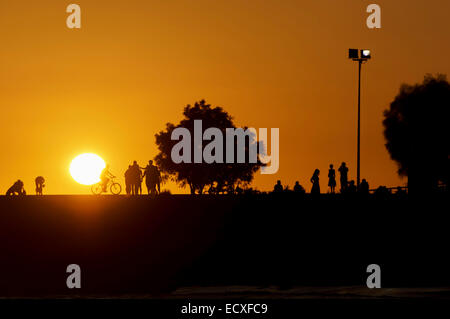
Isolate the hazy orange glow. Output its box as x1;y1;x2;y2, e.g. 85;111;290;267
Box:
0;0;449;194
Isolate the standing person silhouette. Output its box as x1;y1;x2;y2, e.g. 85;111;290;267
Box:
137;172;143;195
338;162;349;193
143;160;161;195
153;162;161;194
131;161;142;195
35;176;45;195
310;169;320;195
124;165;133;195
328;164;336;194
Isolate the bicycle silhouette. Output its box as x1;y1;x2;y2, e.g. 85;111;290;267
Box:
91;177;122;195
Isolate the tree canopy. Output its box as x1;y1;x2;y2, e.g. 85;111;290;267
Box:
383;74;449;192
154;100;264;194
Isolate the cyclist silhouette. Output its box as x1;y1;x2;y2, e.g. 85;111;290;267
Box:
100;164;115;192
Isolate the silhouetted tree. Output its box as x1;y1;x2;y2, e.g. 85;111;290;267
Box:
154;100;264;194
383;74;450;193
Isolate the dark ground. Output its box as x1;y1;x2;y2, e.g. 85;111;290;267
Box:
0;193;448;299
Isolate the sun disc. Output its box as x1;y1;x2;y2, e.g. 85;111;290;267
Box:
70;153;106;185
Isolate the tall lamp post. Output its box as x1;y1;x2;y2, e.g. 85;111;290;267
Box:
348;48;371;188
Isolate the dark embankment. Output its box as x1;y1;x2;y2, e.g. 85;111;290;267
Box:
0;194;448;297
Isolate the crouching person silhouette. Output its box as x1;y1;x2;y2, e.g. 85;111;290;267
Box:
6;180;26;196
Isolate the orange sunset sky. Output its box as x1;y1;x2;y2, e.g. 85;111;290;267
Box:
0;0;449;194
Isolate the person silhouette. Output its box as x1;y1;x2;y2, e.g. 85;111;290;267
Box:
100;164;115;192
131;161;142;195
310;169;320;195
348;180;357;193
138;174;143;195
293;181;305;194
35;176;45;195
338;162;349;193
153;163;161;194
273;180;283;193
6;180;26;196
142;161;151;195
143;160;161;195
124;165;133;195
328;164;336;194
359;178;369;195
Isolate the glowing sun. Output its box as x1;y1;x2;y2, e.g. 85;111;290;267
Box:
70;153;106;185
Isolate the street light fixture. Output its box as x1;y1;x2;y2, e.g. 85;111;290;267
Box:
361;50;371;59
348;48;372;188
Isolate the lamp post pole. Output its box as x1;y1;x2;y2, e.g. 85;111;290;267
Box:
349;49;371;189
357;59;362;188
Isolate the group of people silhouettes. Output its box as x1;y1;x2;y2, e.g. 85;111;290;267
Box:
5;176;45;196
312;162;369;195
5;161;373;197
273;162;370;195
309;162;367;194
5;160;163;196
273;180;306;194
123;160;161;195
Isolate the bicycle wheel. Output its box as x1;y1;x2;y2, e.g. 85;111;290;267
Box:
91;183;103;195
110;183;122;195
